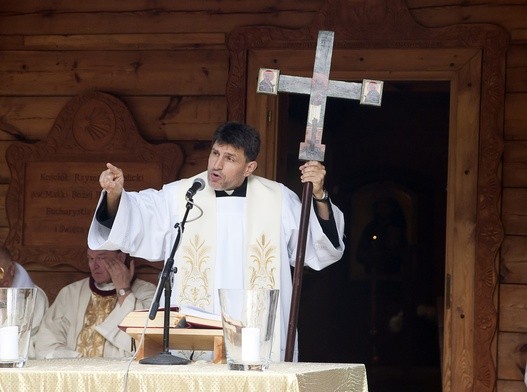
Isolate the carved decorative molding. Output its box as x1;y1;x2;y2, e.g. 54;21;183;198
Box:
5;91;184;274
226;0;508;390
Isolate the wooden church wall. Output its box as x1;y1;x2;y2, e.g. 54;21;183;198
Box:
499;42;527;392
1;1;527;391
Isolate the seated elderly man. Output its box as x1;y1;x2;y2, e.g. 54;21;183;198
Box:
34;248;156;359
0;246;49;358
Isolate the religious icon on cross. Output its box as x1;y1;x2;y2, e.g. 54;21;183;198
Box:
256;68;279;94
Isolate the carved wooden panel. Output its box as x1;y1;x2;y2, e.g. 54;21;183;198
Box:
226;0;508;391
5;91;184;276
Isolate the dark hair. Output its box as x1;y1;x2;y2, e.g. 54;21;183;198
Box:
212;122;260;162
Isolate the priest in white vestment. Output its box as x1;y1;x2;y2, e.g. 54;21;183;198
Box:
88;122;345;361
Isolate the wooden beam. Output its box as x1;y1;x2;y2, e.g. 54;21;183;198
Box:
0;50;228;95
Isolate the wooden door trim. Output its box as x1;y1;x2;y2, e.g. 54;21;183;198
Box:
226;1;508;391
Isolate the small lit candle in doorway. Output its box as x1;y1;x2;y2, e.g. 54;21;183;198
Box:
241;327;260;362
0;326;19;360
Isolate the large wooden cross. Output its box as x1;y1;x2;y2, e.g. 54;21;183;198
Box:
257;30;383;361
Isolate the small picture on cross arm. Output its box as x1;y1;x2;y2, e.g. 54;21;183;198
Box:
360;80;383;106
257;68;280;95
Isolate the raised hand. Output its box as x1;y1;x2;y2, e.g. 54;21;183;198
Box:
299;160;326;199
99;163;124;217
99;163;124;195
299;160;330;220
104;256;134;292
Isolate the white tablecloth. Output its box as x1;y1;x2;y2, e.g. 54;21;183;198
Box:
0;358;368;392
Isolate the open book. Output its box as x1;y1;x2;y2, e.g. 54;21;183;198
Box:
119;306;223;330
178;305;223;329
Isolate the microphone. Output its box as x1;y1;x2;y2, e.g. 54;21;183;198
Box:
185;178;205;199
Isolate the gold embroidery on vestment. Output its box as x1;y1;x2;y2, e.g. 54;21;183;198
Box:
249;234;277;289
179;234;212;308
76;293;117;357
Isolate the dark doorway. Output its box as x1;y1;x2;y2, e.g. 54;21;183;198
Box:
276;81;448;392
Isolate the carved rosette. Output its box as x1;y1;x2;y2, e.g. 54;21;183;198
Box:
72;100;116;151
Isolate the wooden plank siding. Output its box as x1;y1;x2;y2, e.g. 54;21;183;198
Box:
0;95;227;141
501;36;527;391
0;1;527;391
0;50;229;95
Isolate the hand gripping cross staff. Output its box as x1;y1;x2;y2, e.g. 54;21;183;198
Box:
257;30;383;361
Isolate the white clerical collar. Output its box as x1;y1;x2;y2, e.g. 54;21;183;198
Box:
95;282;115;291
215;178;248;197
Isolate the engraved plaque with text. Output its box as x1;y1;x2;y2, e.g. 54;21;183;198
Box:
6;91;184;272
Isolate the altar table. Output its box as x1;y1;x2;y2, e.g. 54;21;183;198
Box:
0;358;368;392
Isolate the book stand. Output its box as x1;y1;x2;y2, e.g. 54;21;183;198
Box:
125;327;226;364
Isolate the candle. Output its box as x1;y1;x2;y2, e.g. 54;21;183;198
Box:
241;327;260;362
0;326;19;361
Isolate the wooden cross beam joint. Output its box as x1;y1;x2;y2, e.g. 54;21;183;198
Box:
256;30;384;162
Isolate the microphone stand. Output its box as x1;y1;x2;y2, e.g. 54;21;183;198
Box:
139;197;195;365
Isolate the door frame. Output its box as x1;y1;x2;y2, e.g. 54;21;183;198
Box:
225;1;508;391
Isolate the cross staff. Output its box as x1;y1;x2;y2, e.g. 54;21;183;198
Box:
257;30;383;361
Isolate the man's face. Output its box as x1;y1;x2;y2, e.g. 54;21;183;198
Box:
87;249;125;285
264;71;274;82
0;260;14;287
207;142;257;191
